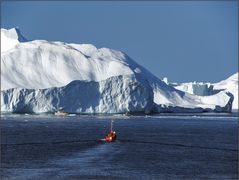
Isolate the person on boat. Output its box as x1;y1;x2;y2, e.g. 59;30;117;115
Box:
112;131;117;141
105;131;117;141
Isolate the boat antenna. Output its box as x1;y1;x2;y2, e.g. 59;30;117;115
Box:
110;120;113;132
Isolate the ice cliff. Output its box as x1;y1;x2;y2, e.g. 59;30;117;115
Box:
1;75;154;114
1;28;235;113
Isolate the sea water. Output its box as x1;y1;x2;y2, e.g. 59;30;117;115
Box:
1;113;238;179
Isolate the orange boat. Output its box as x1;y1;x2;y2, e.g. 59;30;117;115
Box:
105;131;117;142
100;120;117;142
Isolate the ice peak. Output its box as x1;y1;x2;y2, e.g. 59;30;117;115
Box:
1;27;27;52
162;77;168;84
1;27;27;42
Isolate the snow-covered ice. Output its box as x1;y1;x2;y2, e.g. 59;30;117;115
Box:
0;28;235;113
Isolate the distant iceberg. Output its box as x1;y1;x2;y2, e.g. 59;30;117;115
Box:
169;73;238;110
0;28;234;114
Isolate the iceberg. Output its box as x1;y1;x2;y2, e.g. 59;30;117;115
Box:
1;28;234;114
170;73;238;110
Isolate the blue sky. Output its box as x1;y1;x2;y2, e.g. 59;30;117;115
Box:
1;1;238;83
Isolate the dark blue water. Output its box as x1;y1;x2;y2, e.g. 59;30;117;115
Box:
1;114;238;179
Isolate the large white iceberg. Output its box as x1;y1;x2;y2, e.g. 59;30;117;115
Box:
0;28;234;114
